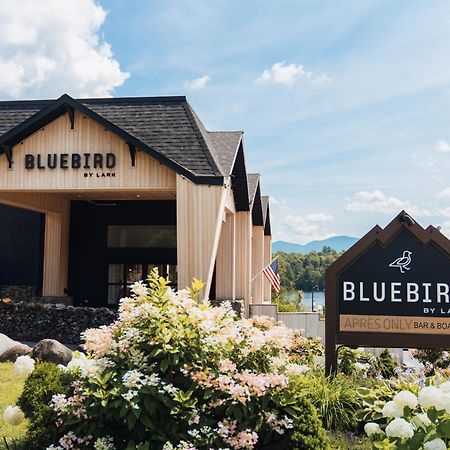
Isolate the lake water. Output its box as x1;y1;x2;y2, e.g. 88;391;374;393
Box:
302;291;325;312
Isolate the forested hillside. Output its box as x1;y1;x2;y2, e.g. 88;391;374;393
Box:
276;246;343;291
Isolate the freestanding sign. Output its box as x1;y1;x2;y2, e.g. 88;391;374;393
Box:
325;211;450;373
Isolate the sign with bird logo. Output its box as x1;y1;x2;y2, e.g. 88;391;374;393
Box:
325;211;450;373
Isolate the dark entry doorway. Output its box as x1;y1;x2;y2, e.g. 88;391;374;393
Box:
0;204;44;299
69;200;177;307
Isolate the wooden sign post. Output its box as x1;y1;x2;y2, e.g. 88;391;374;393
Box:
325;211;450;374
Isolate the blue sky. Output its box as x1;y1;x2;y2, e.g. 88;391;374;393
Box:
3;0;450;243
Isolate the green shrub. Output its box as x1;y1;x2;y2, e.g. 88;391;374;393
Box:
374;349;397;379
40;272;327;449
412;348;450;375
289;395;330;449
337;347;356;376
16;362;74;450
296;372;363;431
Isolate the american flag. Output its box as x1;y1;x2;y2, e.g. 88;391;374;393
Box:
263;259;281;294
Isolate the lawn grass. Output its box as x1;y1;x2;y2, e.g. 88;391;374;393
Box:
0;363;27;448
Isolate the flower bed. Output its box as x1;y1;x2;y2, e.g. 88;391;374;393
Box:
7;272;327;450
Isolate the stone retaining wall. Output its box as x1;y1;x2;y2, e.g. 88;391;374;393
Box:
0;285;37;301
0;302;117;345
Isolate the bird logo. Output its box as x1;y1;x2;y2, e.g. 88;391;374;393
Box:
389;250;412;273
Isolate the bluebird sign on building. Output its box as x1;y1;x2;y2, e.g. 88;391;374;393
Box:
325;211;450;373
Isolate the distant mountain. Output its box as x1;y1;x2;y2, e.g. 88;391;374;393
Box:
273;236;358;254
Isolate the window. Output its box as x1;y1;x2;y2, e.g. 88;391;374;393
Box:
107;263;177;305
107;225;176;248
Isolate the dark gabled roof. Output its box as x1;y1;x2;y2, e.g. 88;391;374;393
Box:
188;106;242;177
262;196;272;236
0;94;244;184
248;173;264;226
247;173;260;208
206;132;242;176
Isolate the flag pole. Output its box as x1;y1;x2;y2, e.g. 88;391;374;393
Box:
250;255;279;283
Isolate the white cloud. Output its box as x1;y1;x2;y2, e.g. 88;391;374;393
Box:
275;213;336;244
305;212;333;222
257;62;305;86
434;139;450;153
345;190;432;217
184;75;211;91
436;187;450;198
256;61;330;87
0;0;129;98
437;207;450;217
270;196;288;210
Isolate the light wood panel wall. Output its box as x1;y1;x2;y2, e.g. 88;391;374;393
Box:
235;211;252;313
216;212;235;300
0;111;176;190
251;226;265;303
0;192;67;213
176;175;226;300
43;198;70;296
263;235;272;302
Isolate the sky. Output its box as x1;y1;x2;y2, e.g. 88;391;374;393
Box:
1;0;450;244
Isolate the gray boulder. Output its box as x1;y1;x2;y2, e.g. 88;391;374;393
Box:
32;339;72;365
0;343;32;362
0;333;18;356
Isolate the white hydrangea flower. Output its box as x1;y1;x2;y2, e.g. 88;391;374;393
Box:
436;392;450;413
3;405;25;426
354;362;370;372
393;390;418;409
93;436;115;450
439;381;450;393
414;413;432;427
418;386;441;409
13;355;35;377
364;422;381;436
423;438;447;450
284;363;310;376
130;281;149;297
381;400;404;418
385;417;414;439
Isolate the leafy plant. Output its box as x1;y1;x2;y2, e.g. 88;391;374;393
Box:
16;362;74;450
294;372;363;431
374;349;398;379
337;347;357;376
29;271;327;450
412;349;450;376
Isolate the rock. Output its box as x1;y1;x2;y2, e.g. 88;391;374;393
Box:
0;343;32;362
32;339;72;365
0;333;19;357
0;302;117;344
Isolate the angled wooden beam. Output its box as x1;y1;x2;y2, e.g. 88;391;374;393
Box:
2;144;13;169
128;143;137;167
65;105;75;129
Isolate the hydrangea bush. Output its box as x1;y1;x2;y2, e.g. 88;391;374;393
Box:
38;271;326;450
363;380;450;450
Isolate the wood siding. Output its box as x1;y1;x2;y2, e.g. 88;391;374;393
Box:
216;212;235;300
0;111;176;191
251;226;265;303
176;175;225;299
235;211;252;311
43;199;70;296
263;235;272;302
